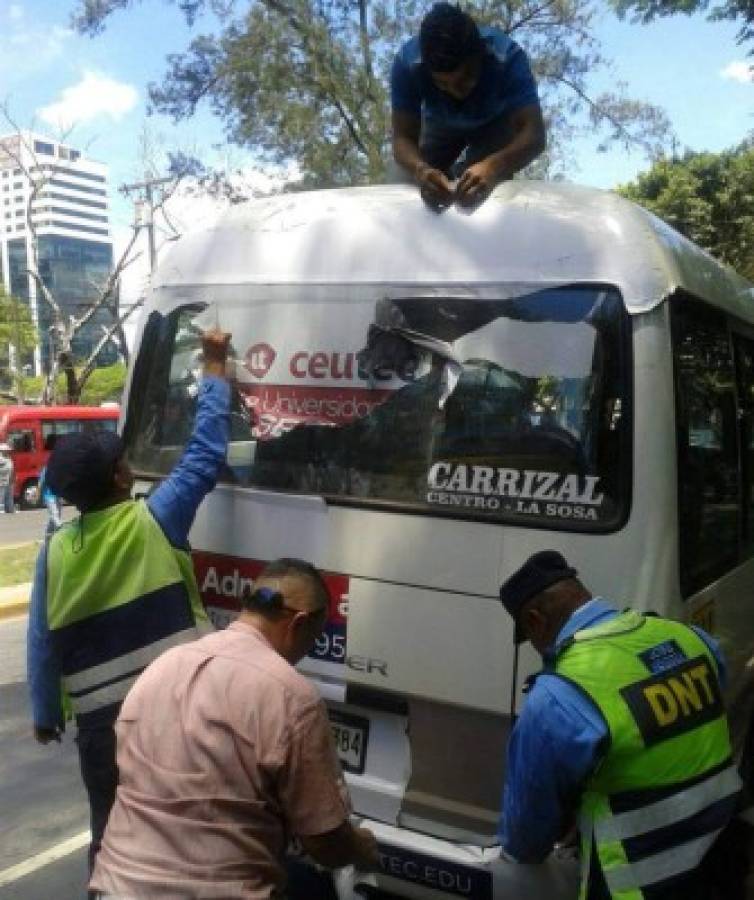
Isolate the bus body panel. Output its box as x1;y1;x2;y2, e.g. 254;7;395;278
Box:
123;183;754;898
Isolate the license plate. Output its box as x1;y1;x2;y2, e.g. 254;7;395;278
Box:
329;709;369;775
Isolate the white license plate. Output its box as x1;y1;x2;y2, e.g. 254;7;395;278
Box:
329;710;369;775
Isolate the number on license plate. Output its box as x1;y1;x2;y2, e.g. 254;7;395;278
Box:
329;711;369;775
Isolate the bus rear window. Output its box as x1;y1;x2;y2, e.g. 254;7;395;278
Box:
127;286;630;532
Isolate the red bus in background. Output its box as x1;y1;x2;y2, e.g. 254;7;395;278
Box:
0;405;120;508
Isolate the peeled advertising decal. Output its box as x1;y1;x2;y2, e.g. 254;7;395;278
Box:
237;340;399;438
426;463;605;522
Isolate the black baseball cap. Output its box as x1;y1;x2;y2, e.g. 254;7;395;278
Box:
499;551;578;643
45;431;124;512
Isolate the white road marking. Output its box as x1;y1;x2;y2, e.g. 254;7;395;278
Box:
0;830;90;886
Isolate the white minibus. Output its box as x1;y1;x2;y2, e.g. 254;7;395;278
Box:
122;181;754;899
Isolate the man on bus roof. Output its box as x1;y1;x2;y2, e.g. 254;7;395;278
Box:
498;550;746;899
27;328;232;882
390;3;545;211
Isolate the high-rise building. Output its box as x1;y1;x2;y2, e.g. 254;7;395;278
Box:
0;132;115;375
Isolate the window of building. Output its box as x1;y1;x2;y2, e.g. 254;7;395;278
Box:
50;219;109;236
673;296;739;596
58;147;70;160
33;164;105;183
34;141;55;156
48;179;106;197
70;150;81;162
49;206;108;223
16;222;24;230
13;182;23;190
14;196;22;203
13;168;21;176
41;191;107;210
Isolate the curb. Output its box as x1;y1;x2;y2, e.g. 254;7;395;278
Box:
0;582;32;621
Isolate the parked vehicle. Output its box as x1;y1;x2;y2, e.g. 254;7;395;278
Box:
123;181;754;899
0;405;119;508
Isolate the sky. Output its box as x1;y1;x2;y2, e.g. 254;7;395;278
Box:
1;0;752;299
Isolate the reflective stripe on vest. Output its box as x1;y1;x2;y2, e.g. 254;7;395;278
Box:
603;830;722;894
594;766;741;844
63;626;201;715
48;499;208;722
555;610;738;899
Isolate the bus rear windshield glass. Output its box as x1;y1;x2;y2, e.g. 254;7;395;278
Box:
127;287;629;531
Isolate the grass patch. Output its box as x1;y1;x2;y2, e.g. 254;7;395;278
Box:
0;542;39;588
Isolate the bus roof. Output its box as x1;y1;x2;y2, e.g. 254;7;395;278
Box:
153;181;753;320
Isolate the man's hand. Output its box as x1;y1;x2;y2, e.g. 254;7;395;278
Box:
456;158;500;209
300;821;380;871
34;725;62;744
352;826;380;871
416;163;455;213
201;328;232;379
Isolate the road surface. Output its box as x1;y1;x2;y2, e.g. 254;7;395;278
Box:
0;614;90;899
0;509;73;548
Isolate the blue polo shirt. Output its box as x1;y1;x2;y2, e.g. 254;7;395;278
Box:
390;26;540;132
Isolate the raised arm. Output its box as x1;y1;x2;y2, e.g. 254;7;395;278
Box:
147;329;232;548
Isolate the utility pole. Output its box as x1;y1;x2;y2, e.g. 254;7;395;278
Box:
121;175;173;275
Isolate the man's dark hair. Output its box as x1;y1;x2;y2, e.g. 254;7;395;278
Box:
241;557;331;615
420;3;483;73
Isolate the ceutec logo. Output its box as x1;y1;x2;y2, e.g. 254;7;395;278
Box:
242;342;395;383
244;343;277;379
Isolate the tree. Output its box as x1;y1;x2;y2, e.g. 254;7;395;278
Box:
608;0;754;56
72;0;673;185
0;108;194;404
0;286;37;401
617;139;754;279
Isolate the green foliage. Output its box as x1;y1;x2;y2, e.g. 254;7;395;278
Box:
609;0;754;53
78;363;127;405
0;286;37;400
0;287;36;356
0;363;126;406
72;0;673;185
617;140;754;279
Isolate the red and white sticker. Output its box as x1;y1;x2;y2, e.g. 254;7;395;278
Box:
193;550;350;664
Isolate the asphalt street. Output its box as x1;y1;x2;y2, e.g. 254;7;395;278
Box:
0;508;74;548
0;614;90;900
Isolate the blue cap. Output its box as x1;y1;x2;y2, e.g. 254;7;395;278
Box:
45;431;123;512
499;551;577;643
